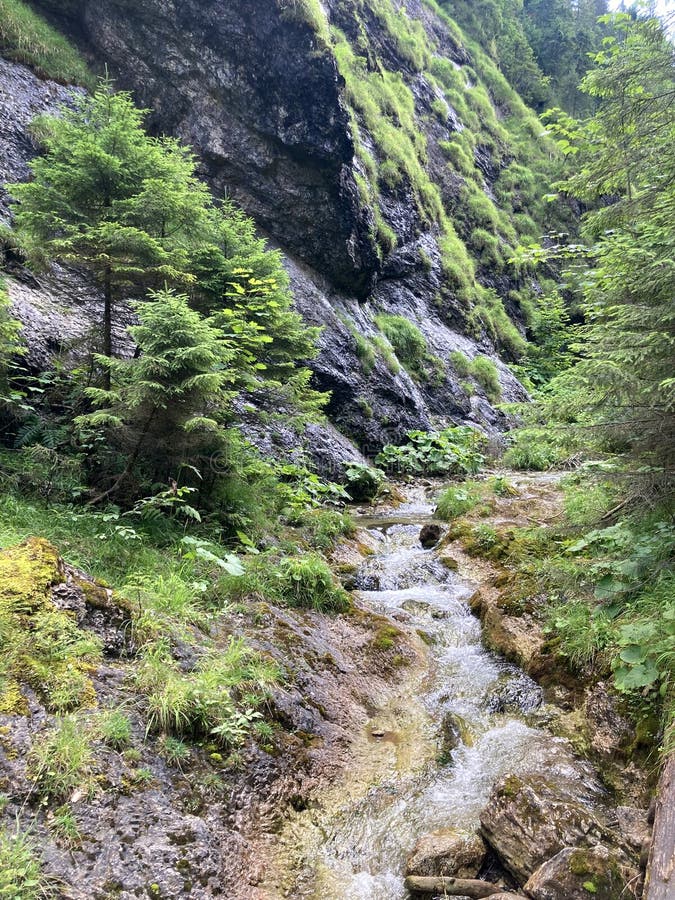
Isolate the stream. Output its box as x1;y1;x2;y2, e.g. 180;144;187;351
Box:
283;482;605;899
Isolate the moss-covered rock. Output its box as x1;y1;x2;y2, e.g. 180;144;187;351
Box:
0;538;101;714
479;773;609;884
524;844;640;899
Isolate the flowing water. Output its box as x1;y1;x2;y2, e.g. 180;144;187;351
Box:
286;486;603;899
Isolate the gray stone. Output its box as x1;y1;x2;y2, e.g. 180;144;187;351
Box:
523;844;640;900
406;828;487;879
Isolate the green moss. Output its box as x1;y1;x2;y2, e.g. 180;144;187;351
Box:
0;538;101;714
371;624;403;651
0;0;93;86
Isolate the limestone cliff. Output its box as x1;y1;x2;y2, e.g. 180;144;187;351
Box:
3;0;561;454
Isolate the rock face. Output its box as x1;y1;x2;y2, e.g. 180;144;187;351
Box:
406;828;486;879
23;0;536;453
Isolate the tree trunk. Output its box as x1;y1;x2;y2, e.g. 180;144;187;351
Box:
404;875;503;897
645;754;675;900
103;264;112;390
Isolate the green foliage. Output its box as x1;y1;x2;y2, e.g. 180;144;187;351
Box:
0;823;54;899
533;16;675;499
547;600;613;671
293;507;356;551
76;288;231;500
502;426;570;471
613;573;674;704
157;734;191;766
10;80;211;361
99;708;132;750
274;556;352;612
29;715;94;801
343;462;385;502
450;350;471;377
370;335;401;375
8;80;323;509
435;481;483;521
468;355;501;403
221;551;351;612
50;805;81;848
511;288;573;387
0;278;23;402
376;427;485;477
373;314;442;382
0;0;93;86
438;0;611;115
0;538;101;715
140;636;278;745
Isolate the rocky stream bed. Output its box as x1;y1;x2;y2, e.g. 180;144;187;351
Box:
0;474;657;899
271;473;651;899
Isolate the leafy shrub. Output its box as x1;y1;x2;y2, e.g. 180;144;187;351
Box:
157;734;191;766
613;573;675;700
435;481;483;520
99;708;132;750
275;556;352;612
450;350;472;377
294;507;356;551
140;636;279;746
374;314;428;378
502;427;569;471
343;462;385;502
490;475;518;497
376;427;485;476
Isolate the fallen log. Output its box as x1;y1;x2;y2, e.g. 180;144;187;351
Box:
645;753;675;900
404;875;503;897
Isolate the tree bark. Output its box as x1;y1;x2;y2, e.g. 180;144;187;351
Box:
645;754;675;900
103;263;112;391
404;875;503;897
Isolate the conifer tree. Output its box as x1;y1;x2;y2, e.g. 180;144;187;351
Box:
545;13;675;500
9;80;212;380
78;288;232;500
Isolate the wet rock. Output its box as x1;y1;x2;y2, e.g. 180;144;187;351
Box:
523;844;639;899
439;552;460;570
615;806;651;854
583;682;633;759
420;523;444;549
486;671;543;715
479;774;608;884
406;828;487;879
481;606;546;674
27;0;529;451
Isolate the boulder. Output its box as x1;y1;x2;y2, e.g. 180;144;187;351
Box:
406;828;486;879
481;606;546;672
479;775;607;884
420;523;444;549
523;844;639;899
